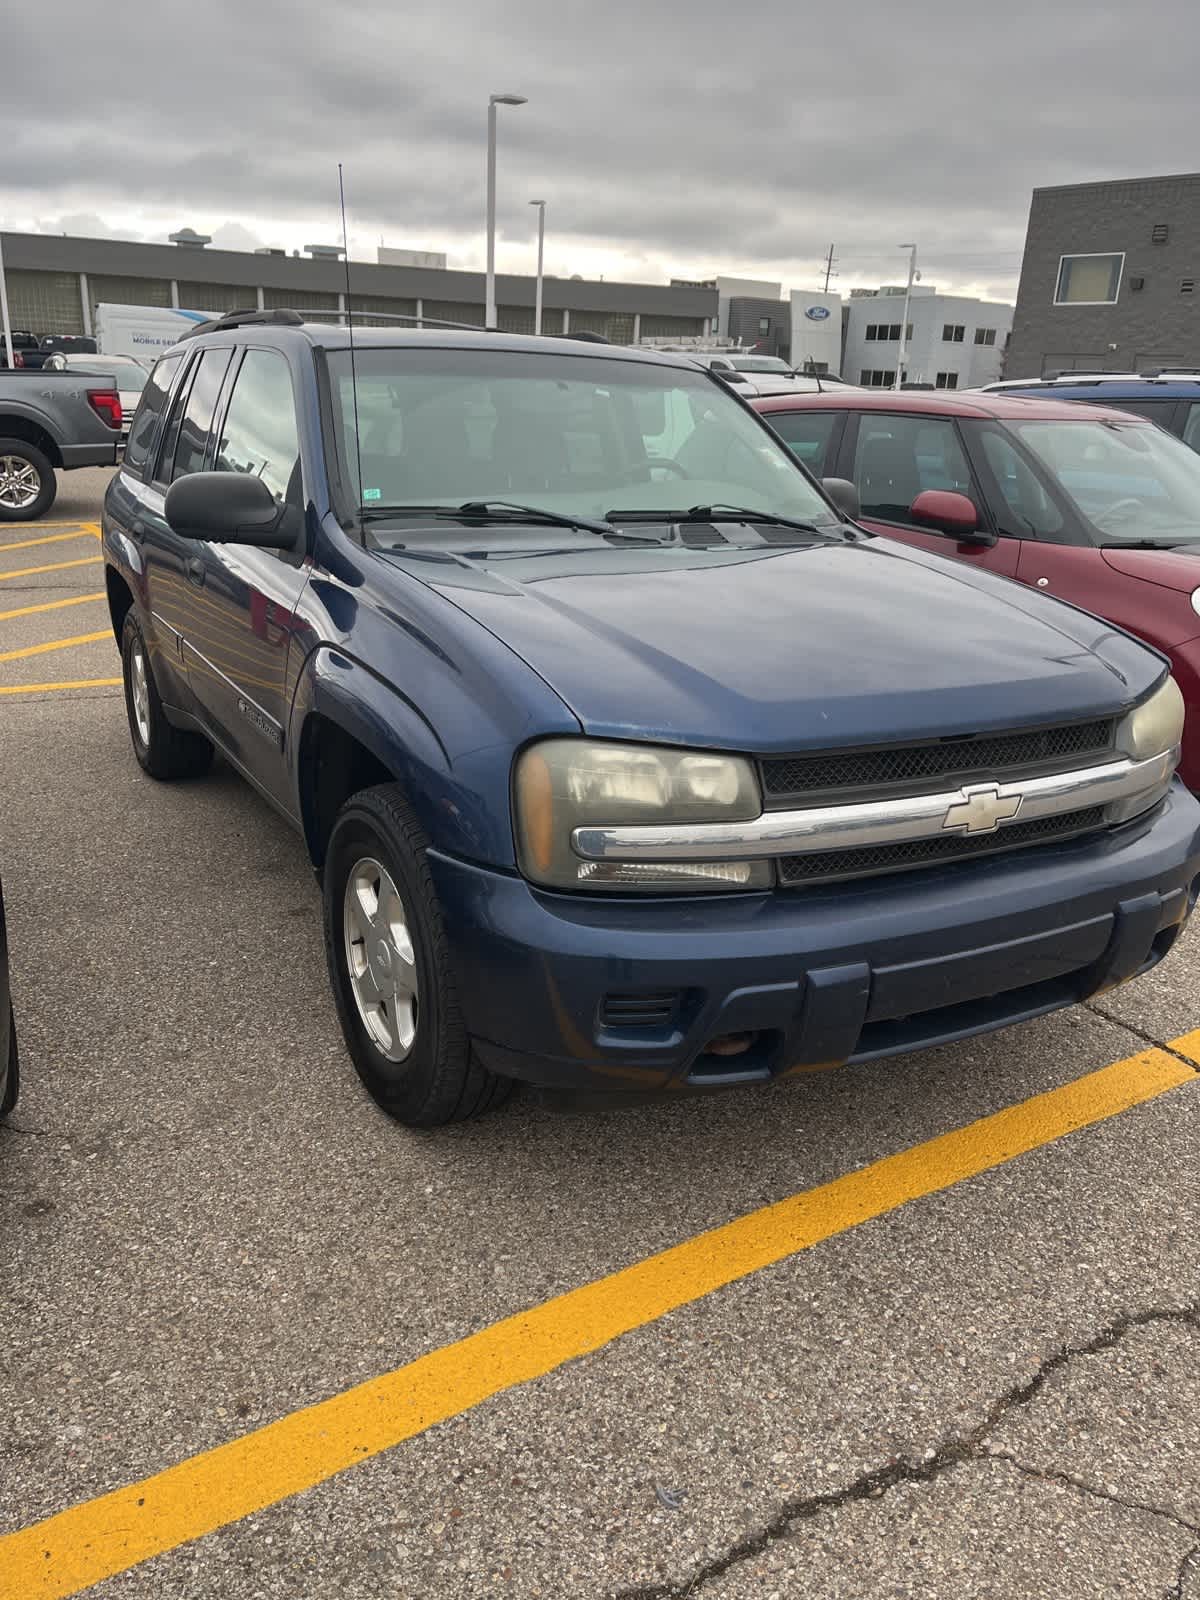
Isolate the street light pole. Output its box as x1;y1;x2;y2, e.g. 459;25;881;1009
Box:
485;92;527;330
894;243;917;391
0;230;14;371
529;199;546;335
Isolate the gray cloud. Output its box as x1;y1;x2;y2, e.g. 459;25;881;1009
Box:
3;0;1198;300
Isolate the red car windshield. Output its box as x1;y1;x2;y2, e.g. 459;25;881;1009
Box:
1007;417;1200;547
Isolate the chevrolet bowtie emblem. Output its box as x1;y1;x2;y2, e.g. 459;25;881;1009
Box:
942;783;1023;835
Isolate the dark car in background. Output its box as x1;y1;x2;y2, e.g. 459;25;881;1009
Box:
753;388;1200;789
986;377;1200;454
101;314;1198;1126
0;331;47;370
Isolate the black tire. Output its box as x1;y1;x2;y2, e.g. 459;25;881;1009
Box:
0;436;56;522
121;611;214;781
1;1007;18;1117
323;784;512;1127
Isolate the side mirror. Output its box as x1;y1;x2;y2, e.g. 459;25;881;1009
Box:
909;488;993;544
165;472;295;547
822;477;860;519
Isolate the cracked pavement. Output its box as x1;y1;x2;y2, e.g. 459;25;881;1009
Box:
1;470;1199;1598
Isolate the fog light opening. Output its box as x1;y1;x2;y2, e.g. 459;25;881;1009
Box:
706;1032;756;1058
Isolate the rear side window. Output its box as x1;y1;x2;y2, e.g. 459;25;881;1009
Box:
1183;404;1200;454
1091;398;1176;424
171;348;233;481
123;355;181;475
214;350;300;504
764;410;838;472
852;414;975;524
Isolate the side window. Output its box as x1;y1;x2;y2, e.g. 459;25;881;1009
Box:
123;355;182;476
978;430;1064;538
170;348;233;481
213;350;301;504
764;410;838;473
1182;403;1200;454
852;414;975;524
1096;399;1175;425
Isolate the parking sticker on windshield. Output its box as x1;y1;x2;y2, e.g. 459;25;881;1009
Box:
363;488;382;501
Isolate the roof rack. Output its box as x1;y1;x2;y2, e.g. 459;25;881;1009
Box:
178;307;581;340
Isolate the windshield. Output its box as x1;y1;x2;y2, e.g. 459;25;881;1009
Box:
98;365;148;392
327;347;840;533
1010;418;1200;544
731;357;792;374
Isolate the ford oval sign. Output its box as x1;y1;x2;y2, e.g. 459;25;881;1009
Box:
804;305;832;321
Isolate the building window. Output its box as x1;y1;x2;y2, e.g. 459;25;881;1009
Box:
1182;280;1196;295
942;324;965;342
935;372;959;389
1152;224;1169;244
973;327;997;346
1054;253;1124;305
865;324;877;341
860;369;896;387
757;317;771;336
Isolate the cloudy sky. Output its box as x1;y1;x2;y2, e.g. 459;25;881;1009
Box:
2;0;1197;301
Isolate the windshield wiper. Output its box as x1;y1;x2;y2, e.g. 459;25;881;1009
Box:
606;503;844;536
359;501;654;542
1098;539;1187;549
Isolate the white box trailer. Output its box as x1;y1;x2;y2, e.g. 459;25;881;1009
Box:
94;304;216;361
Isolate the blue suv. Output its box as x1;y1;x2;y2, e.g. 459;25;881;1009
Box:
102;312;1200;1125
992;376;1200;453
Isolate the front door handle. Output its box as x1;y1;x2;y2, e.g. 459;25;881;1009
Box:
186;557;205;588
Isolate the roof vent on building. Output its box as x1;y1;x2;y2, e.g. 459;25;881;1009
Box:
304;244;345;260
1152;224;1169;244
169;227;212;248
1181;279;1195;295
255;247;287;257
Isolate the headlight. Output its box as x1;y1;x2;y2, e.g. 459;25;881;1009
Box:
1115;676;1185;761
514;739;771;893
1192;586;1200;621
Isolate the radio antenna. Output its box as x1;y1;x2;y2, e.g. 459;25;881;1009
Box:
339;163;365;545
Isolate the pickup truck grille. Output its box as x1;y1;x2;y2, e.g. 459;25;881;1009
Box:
778;806;1106;886
762;718;1115;805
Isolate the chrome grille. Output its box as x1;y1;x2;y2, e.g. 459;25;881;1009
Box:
778;806;1106;886
762;719;1114;804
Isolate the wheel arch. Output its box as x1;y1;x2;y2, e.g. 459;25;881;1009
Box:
0;413;63;468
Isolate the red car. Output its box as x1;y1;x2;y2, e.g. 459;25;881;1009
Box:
752;388;1200;789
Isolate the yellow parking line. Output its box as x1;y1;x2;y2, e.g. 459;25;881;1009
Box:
0;677;121;695
4;520;95;529
0;1043;1192;1600
0;557;100;582
0;530;95;554
0;592;106;623
0;629;112;665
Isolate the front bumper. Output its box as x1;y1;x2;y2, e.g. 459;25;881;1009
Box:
431;781;1200;1096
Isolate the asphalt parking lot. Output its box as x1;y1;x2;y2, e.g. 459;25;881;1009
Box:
0;467;1198;1600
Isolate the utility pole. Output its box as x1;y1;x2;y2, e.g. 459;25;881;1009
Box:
822;243;837;294
895;243;917;391
0;231;14;371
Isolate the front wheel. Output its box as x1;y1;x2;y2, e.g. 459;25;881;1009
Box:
322;784;512;1127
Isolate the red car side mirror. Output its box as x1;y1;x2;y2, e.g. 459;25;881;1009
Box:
910;489;992;544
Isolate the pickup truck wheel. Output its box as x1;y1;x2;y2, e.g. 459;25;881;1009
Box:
1;1008;17;1116
121;612;214;780
323;784;512;1127
0;438;56;522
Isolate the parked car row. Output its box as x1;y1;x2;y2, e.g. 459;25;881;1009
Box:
97;311;1199;1128
0;329;98;369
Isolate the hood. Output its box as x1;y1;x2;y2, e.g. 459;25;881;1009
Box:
382;535;1161;751
1102;545;1200;595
